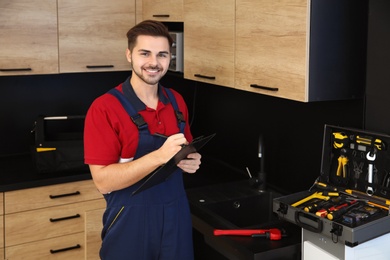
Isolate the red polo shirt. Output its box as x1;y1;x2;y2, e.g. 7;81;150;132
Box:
84;82;192;166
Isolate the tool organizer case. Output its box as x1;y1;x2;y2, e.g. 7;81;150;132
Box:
31;115;88;174
273;124;390;247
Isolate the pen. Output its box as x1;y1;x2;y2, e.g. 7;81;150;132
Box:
153;133;168;138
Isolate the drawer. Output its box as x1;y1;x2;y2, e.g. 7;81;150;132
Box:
5;199;105;247
5;232;85;260
5;179;102;213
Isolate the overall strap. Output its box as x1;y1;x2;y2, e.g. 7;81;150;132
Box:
108;88;148;132
164;88;186;133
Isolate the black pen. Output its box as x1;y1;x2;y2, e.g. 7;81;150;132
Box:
153;133;168;138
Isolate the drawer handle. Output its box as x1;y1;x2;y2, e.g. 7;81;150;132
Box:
194;74;216;80
50;244;81;254
153;14;170;18
49;191;80;199
250;84;279;91
86;65;114;69
0;68;32;72
50;213;81;222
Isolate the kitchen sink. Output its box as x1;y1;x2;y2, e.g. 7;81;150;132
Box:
187;180;283;228
202;192;280;228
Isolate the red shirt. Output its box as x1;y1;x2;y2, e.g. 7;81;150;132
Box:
84;82;192;166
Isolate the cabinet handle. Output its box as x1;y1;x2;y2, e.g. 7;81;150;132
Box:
86;65;114;69
50;244;81;254
50;213;81;222
152;14;170;18
49;191;80;199
0;68;32;72
250;84;279;91
194;74;216;80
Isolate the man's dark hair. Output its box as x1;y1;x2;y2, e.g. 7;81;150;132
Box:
126;20;173;51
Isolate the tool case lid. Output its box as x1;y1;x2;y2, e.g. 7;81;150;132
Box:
319;124;390;199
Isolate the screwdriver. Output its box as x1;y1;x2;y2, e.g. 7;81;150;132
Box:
327;200;358;220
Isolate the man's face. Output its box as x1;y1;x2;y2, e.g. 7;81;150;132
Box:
127;35;171;86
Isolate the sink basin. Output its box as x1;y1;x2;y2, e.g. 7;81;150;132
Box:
202;192;281;228
187;180;283;228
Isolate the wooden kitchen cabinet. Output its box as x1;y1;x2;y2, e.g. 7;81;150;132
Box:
235;0;367;102
0;0;58;76
183;0;235;88
4;179;105;259
142;0;183;22
58;0;135;73
85;208;105;260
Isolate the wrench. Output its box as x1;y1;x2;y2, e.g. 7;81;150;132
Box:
366;151;377;195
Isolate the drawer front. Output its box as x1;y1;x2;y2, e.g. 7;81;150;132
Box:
5;232;85;260
5;199;105;247
5;179;102;213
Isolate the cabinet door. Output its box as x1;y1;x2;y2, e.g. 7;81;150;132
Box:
58;0;135;73
235;0;308;101
85;208;104;260
5;199;105;247
6;232;85;260
142;0;183;22
5;180;102;214
0;0;58;76
184;0;235;88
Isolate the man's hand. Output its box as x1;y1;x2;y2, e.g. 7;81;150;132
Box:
156;133;188;164
177;152;202;174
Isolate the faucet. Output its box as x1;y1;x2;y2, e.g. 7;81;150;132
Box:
247;135;267;192
256;134;267;192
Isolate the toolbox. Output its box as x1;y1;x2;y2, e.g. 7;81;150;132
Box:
31;115;88;174
273;124;390;250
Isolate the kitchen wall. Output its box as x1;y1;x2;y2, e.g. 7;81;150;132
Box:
1;0;388;194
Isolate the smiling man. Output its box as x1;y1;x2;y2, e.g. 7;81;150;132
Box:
84;20;201;259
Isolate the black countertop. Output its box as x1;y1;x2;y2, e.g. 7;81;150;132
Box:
0;154;92;192
187;180;302;260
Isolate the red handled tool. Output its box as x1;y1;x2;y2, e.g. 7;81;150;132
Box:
213;228;284;240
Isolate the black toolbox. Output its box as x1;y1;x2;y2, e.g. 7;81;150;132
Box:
273;125;390;250
31;115;88;174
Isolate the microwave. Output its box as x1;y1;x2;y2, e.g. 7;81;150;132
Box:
169;32;183;72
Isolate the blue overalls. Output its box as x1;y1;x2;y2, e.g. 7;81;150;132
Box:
99;80;194;260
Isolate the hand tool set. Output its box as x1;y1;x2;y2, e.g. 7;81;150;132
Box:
273;125;390;248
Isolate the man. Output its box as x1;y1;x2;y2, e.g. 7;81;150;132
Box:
84;20;201;259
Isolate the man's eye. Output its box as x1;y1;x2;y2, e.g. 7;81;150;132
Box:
158;53;168;58
140;52;149;56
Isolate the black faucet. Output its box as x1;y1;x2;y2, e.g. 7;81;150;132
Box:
256;134;267;192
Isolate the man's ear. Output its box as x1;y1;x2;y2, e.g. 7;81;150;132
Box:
126;48;132;63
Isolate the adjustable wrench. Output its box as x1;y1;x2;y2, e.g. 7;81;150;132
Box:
366;151;376;196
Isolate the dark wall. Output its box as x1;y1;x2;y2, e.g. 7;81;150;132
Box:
0;72;129;156
365;0;390;134
163;78;364;193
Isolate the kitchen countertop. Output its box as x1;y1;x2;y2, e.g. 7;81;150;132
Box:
187;180;302;260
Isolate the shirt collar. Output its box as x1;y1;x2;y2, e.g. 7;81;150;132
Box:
122;76;170;111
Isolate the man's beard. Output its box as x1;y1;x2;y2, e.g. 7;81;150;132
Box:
131;63;164;86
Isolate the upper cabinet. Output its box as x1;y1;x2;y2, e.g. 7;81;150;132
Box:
183;0;235;88
58;0;135;73
235;0;367;102
142;0;183;22
0;0;135;76
0;0;58;76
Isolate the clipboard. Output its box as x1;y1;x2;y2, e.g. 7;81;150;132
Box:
132;133;216;195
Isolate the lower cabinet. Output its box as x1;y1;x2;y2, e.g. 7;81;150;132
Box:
3;179;105;259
